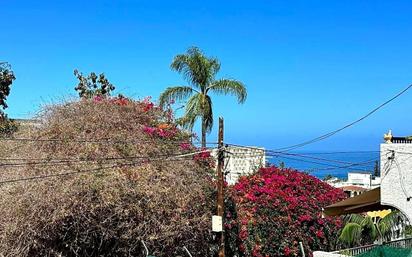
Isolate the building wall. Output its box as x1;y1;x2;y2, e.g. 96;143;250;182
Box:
327;172;380;190
211;146;266;185
380;143;412;222
347;172;371;186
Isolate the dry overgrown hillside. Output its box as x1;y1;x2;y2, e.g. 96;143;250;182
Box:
0;97;215;257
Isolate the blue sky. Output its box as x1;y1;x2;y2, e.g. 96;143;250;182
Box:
2;0;412;151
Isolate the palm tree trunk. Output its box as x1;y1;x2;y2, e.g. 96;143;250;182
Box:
201;116;206;148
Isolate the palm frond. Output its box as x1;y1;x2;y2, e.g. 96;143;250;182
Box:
207;79;247;103
170;47;219;90
158;86;194;108
179;94;203;130
345;214;366;225
361;216;377;241
203;95;213;133
379;211;401;240
176;114;199;131
339;222;363;246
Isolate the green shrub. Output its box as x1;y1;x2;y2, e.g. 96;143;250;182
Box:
0;117;18;137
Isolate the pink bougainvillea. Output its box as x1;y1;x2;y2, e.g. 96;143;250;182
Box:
192;148;216;168
142;124;178;139
225;166;346;257
179;142;192;151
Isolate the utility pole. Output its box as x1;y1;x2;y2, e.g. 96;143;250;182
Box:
217;117;225;257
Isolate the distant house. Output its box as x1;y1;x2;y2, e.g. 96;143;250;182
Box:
327;171;381;197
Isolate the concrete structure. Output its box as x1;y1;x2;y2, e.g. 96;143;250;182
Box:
212;146;266;185
327;171;381;197
380;131;412;223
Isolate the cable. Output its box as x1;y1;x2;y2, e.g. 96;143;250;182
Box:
0;149;211;169
226;145;377;166
0;150;211;184
225;143;379;156
262;84;412;152
0;136;218;146
394;158;411;199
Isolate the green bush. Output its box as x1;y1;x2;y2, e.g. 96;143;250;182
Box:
0;117;18;137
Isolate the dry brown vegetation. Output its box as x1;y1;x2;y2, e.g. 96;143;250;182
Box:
0;98;215;256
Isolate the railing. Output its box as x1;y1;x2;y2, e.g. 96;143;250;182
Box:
391;137;412;144
333;244;377;256
333;237;412;256
386;237;412;248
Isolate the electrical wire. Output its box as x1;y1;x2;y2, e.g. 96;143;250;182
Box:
0;150;211;184
241;84;412;152
0;136;218;146
226;144;377;167
0;150;210;168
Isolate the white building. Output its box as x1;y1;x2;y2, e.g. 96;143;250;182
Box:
212;146;266;185
380;131;412;223
315;131;412;257
327;171;381;197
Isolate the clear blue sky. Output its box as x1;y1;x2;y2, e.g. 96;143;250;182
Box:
2;0;412;151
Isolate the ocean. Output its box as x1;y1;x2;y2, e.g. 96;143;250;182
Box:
267;151;380;179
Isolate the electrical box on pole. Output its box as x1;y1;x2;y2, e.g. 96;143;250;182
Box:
212;215;223;232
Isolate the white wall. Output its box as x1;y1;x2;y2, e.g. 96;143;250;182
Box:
347;172;371;186
313;251;347;257
211;146;266;185
380;143;412;222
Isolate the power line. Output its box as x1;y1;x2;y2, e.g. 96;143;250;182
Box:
0;150;211;184
269;83;412;152
268;154;377;172
225;143;379;156
225;144;378;166
225;148;376;172
0;136;218;145
0;150;210;171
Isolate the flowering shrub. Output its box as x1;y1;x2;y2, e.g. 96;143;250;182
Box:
0;97;216;257
193;148;216;168
226;166;346;257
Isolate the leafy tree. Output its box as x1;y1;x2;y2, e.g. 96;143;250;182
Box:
74;69;115;98
0;62;16;119
339;211;404;247
159;47;247;147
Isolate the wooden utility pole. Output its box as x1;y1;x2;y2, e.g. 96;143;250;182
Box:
217;117;225;257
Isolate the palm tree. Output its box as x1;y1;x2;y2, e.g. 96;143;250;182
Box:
159;47;247;147
338;211;404;247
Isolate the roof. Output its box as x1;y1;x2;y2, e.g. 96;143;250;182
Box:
339;185;369;192
323;187;393;216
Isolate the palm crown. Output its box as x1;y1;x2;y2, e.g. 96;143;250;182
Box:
159;47;247;147
338;211;404;247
